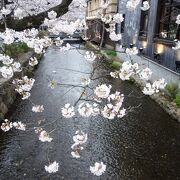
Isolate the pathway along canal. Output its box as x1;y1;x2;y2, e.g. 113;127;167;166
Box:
0;46;180;179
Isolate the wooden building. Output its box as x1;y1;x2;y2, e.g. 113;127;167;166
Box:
86;0;118;47
116;0;180;72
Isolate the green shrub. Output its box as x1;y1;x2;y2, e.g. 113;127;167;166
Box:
165;83;179;100
128;77;135;84
106;50;117;57
38;31;48;38
3;42;30;58
174;94;180;107
111;61;121;69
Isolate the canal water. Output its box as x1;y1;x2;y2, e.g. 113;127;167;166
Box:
0;46;179;179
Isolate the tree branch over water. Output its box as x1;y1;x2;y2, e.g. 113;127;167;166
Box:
0;0;73;31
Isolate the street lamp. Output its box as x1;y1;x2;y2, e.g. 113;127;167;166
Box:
130;44;134;48
175;60;180;71
139;47;144;54
154;52;160;61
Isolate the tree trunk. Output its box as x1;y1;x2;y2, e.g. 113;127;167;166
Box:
0;0;73;31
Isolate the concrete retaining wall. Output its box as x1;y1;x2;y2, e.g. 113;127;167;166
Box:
116;45;180;88
0;51;41;120
115;45;180;122
86;42;180;121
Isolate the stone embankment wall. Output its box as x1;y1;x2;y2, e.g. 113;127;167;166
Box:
0;51;41;120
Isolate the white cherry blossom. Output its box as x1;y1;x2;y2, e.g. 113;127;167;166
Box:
119;70;132;81
110;71;119;78
12;62;22;72
29;57;38;66
2;55;13;65
13;122;26;131
161;32;167;38
108;92;124;106
48;11;57;20
94;84;112;99
101;104;117;119
21;92;31;100
61;104;75;118
90;162;106;176
113;13;124;24
142;83;155;95
3;35;14;45
118;61;139;80
71;151;81;158
78;103;93;117
73;130;87;144
13;76;35;98
84;51;96;62
172;41;180;50
126;0;140;11
1;7;11;15
152;78;167;90
126;47;138;55
32;105;44;113
71;143;84;159
139;68;152;80
109;31;122;41
1;119;13;132
45;161;59;174
14;8;25;19
101;14;112;24
176;14;180;25
39;130;53;142
0;66;14;79
117;108;126;118
92;103;100;116
141;1;150;11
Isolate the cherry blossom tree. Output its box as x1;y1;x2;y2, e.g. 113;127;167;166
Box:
0;0;179;177
0;0;73;30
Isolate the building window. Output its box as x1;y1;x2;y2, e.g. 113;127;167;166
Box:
139;0;149;37
120;14;125;33
89;2;91;10
158;0;180;40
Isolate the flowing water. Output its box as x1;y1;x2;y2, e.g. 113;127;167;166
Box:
0;45;179;179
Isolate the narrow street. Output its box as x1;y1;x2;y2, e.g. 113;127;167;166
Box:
0;45;179;179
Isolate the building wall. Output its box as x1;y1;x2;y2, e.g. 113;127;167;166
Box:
86;0;118;46
87;0;118;17
117;0;180;72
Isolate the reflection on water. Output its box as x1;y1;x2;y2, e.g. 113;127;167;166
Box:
0;46;180;179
